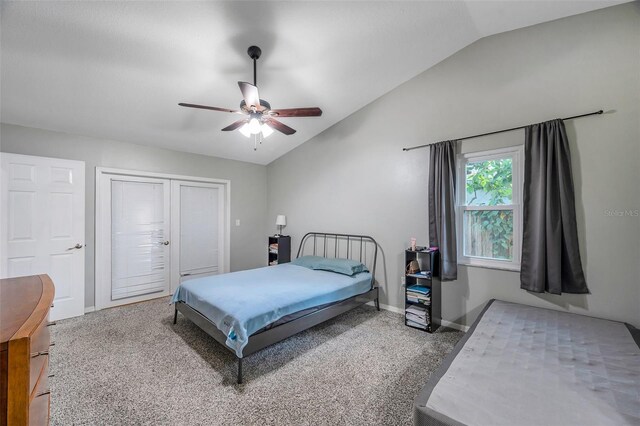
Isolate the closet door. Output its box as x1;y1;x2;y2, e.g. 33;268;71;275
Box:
171;181;225;292
99;176;171;308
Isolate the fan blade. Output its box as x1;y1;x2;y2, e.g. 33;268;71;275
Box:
221;119;248;131
179;103;243;114
271;107;322;117
264;118;296;135
238;81;262;111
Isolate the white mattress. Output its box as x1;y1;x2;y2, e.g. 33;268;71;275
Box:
415;300;640;426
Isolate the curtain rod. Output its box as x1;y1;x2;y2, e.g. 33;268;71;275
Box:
402;109;604;152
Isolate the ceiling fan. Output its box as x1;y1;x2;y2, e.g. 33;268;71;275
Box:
179;46;322;150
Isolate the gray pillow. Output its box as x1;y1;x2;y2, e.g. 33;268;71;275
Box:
291;255;369;276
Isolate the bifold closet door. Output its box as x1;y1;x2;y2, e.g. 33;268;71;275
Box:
171;181;225;292
110;177;171;301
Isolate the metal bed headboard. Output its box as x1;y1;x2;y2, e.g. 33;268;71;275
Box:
296;232;378;288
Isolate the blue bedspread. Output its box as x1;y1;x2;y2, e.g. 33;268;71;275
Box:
171;263;372;357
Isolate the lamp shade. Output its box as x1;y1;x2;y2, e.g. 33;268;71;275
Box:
248;118;262;134
275;215;286;226
261;123;274;138
238;123;251;138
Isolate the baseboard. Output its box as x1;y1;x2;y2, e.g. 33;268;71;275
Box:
367;301;469;331
438;319;469;332
366;301;404;314
85;306;95;314
378;302;405;314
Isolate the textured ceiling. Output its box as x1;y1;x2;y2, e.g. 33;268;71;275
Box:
0;1;628;165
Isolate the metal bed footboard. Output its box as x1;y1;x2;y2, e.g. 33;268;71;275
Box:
173;232;380;384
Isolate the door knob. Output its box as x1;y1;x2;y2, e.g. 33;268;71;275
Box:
163;241;170;246
67;243;84;250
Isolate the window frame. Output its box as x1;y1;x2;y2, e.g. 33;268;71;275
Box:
456;145;524;271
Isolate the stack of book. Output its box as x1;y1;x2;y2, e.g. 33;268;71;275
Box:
408;246;438;252
269;243;278;254
405;270;432;279
406;305;430;329
406;284;431;305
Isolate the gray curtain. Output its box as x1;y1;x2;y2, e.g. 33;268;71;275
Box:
520;119;588;294
429;140;457;281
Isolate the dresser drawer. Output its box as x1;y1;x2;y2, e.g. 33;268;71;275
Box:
31;318;50;355
29;391;49;426
29;359;50;425
29;353;47;395
29;320;50;394
31;357;49;398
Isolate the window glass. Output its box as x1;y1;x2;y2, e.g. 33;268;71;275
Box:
465;158;513;206
457;146;521;270
463;210;514;260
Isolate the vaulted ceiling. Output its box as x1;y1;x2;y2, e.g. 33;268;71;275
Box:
0;1;627;165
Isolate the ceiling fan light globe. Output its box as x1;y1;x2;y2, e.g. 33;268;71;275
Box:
239;123;252;138
248;118;262;134
261;124;274;138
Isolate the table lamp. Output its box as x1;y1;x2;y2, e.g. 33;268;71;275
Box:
275;215;286;236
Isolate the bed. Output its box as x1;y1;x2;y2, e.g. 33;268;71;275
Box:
172;232;379;383
414;299;640;426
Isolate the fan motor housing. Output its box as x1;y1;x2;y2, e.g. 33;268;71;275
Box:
240;99;271;112
247;46;262;60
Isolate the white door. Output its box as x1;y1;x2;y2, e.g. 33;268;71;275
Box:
170;181;225;292
97;175;171;309
0;153;85;320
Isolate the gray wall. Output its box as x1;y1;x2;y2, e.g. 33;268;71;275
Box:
267;4;640;327
1;123;268;308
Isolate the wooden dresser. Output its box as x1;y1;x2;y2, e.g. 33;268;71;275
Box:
1;275;55;426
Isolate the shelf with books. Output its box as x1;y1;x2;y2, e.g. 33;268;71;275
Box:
404;247;439;333
268;236;291;266
406;271;432;280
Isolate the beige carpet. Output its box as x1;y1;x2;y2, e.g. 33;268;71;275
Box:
49;298;462;425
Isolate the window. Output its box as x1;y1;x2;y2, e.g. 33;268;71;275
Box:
457;146;523;270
